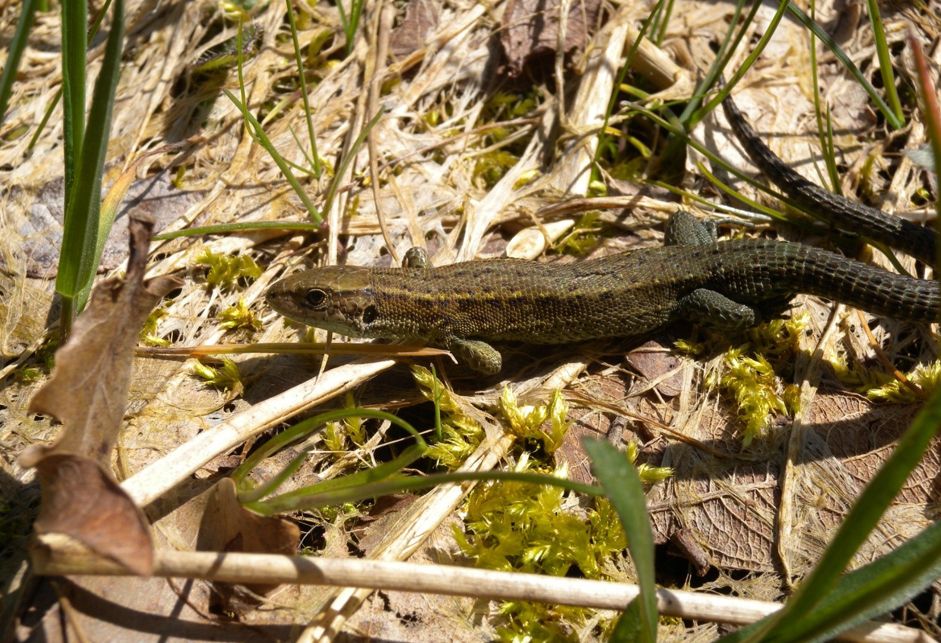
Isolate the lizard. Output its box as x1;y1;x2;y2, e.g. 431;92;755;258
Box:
266;96;939;375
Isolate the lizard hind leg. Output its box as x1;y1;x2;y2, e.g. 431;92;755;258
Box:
678;288;759;330
665;211;718;246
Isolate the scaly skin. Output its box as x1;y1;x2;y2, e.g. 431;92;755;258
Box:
268;96;941;374
722;92;936;264
266;233;939;373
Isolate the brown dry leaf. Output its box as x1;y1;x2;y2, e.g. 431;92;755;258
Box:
501;0;603;77
20;215;181;576
625;340;686;398
196;478;300;613
389;0;440;59
353;493;420;555
25;216;180;464
31;455;154;576
646;392;935;573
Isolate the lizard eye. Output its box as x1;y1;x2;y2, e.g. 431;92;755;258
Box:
362;305;378;324
304;289;327;308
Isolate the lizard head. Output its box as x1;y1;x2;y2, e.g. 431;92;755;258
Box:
266;267;381;338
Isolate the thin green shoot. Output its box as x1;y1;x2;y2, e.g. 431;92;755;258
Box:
247;468;603;516
807;3;843;195
692;2;900;130
652;0;676;45
699;0;793;120
235;18;249;110
784;1;900;128
224;89;323;223
285;0;323;176
865;0;903;124
680;0;755;126
592;0;668;184
232;408;429;501
319;109;384;221
336;0;365;56
0;0;39;127
153;220;323;241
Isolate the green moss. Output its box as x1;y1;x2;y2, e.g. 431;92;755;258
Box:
195;250;262;290
553;212;602;256
192;357;243;394
473;150;520;188
218;298;262;333
411;366;484;469
455;447;668;641
140;306;170;346
707;314;808;444
853;360;940;403
498;388;568;454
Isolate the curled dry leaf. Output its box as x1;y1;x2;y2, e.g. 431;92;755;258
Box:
31;455;155;576
501;0;603;77
197;478;301;613
389;0;440;59
21;215;181;576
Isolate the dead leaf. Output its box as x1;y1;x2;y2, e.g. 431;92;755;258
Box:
31;455;154;576
501;0;603;77
20;215;181;576
390;0;440;59
646;393;935;573
625;340;686;398
196;478;300;613
353;494;420;556
24;215;180;465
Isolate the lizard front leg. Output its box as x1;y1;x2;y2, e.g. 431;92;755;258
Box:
446;337;503;375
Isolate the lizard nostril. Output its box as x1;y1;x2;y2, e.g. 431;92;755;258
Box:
362;305;378;324
305;289;327;308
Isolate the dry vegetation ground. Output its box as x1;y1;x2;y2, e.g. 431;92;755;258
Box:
1;0;940;639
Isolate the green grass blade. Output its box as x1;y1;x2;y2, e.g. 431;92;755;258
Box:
320;108;383;220
784;1;900;128
681;0;756;126
60;0;87;199
771;521;941;643
864;0;902;124
0;0;39;126
153;220;323;240
700;0;790;119
56;0;125;324
285;0;322;176
583;439;657;643
223;89;322;223
719;385;941;642
232;408;429;493
248;469;602;515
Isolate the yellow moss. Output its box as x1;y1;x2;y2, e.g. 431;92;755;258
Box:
866;360;941;403
192;358;243;394
719;349;788;444
411;366;484;468
195;250;261;290
499;388;568;454
456;449;668;641
553;212;602;256
218;298;262;333
626;441;673;483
